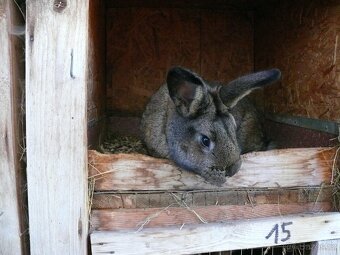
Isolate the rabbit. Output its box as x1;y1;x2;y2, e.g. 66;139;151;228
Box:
140;66;281;185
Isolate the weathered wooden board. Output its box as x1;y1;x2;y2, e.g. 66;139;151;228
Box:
91;202;332;231
0;1;24;254
255;1;340;121
105;7;253;115
91;212;340;255
26;1;89;254
88;148;334;191
92;186;333;209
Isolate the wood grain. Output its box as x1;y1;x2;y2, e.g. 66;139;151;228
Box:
201;9;253;81
0;1;24;254
106;7;201;115
92;187;333;209
105;7;253;115
87;0;106;149
91;212;340;254
91;202;332;231
26;1;89;254
255;1;340;121
89;148;334;191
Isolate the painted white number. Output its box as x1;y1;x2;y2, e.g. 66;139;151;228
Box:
265;222;293;244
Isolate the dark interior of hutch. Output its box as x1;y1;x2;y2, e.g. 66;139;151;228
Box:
87;0;339;150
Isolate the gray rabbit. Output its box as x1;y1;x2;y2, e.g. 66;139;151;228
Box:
141;67;281;185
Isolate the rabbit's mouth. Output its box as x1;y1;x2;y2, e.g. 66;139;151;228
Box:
224;159;242;177
203;159;242;186
210;159;241;178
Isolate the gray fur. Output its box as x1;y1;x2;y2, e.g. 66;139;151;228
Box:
141;67;281;185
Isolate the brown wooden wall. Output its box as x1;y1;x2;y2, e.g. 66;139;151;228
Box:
255;0;340;122
106;7;254;115
103;1;339;120
88;0;106;147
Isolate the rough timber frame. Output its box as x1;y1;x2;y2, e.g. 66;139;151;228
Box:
0;0;337;254
0;0;24;254
25;0;89;254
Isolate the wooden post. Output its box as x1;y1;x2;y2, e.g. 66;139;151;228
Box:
26;0;89;254
0;1;25;254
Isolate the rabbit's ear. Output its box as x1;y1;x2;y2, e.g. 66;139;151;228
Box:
167;67;209;117
219;69;281;108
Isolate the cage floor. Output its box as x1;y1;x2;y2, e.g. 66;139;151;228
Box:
100;133;147;154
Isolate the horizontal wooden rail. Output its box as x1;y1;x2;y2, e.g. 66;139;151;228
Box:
89;147;334;191
91;212;340;255
91;186;333;209
91;202;332;231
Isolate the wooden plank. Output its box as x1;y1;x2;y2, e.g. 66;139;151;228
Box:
88;147;334;191
0;1;24;254
92;186;333;209
312;239;340;255
26;1;89;254
91;212;340;255
90;202;332;231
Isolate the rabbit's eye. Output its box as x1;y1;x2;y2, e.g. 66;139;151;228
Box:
200;135;211;148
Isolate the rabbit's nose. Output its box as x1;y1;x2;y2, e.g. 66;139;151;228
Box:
225;159;242;177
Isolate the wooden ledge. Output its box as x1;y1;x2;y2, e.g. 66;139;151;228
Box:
88;148;335;191
91;202;332;231
91;212;340;254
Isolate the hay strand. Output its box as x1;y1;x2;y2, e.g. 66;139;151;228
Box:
135;204;175;232
331;126;340;210
170;193;208;224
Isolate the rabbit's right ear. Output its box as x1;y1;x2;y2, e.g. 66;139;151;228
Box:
219;69;281;109
167;67;209;117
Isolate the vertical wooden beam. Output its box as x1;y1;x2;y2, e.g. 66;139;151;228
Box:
26;0;89;254
0;1;24;254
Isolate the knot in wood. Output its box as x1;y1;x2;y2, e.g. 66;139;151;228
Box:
53;0;67;13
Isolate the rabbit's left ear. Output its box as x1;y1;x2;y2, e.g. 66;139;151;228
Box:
219;69;281;108
167;67;209;117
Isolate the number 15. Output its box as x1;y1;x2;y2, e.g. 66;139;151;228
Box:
265;222;293;244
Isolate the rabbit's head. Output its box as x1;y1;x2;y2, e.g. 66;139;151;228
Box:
166;67;281;185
